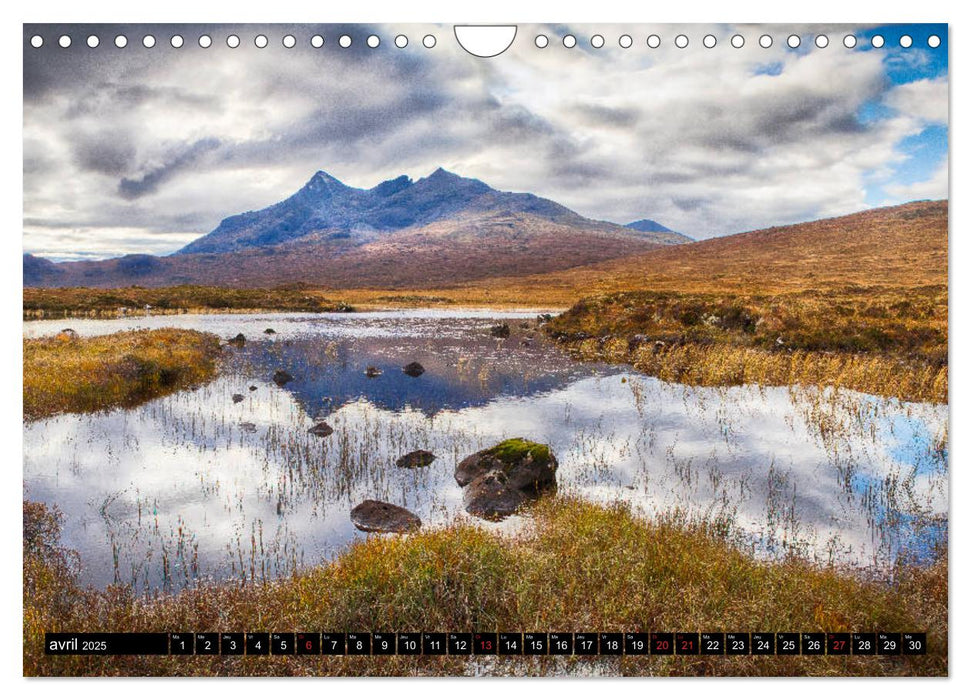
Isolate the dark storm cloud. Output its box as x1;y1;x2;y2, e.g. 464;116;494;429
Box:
118;138;221;199
73;133;136;175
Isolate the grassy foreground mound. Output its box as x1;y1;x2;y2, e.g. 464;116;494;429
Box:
24;498;945;677
24;329;222;421
547;287;947;404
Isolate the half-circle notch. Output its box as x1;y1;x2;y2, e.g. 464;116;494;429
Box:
454;25;517;58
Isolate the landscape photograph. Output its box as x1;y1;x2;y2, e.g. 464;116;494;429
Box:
22;22;948;677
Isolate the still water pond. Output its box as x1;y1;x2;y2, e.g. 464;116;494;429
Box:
24;311;948;590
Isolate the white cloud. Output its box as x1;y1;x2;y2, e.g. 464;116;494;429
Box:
885;77;948;124
22;22;948;259
884;159;949;202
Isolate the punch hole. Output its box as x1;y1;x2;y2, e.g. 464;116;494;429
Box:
143;35;156;48
674;34;688;49
535;35;549;49
731;34;744;48
843;35;857;48
30;35;43;48
311;35;324;48
591;34;605;48
703;34;716;48
199;35;212;49
563;34;577;48
871;35;885;48
115;35;128;48
339;35;352;48
255;34;268;48
619;34;633;49
759;34;773;48
227;35;240;49
170;35;184;48
899;35;912;48
787;34;801;48
283;35;296;48
423;34;437;49
647;34;660;48
815;35;828;48
87;35;100;48
928;35;941;48
453;26;513;57
367;35;380;48
58;35;71;48
394;35;408;48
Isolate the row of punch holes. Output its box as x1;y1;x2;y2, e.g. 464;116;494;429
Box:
28;32;942;51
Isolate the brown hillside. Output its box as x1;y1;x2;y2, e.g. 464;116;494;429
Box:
456;200;948;302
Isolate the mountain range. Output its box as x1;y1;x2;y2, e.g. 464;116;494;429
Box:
24;168;689;288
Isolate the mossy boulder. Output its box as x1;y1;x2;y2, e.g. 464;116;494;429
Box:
456;438;558;520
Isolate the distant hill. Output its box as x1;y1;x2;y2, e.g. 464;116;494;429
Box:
625;219;686;238
446;200;948;304
24;168;688;288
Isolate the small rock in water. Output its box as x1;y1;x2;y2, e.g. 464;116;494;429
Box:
264;328;276;335
490;322;511;339
396;450;436;469
239;422;257;433
365;366;383;378
402;361;425;377
228;333;246;347
232;393;245;403
350;500;422;533
308;421;334;437
272;370;294;386
249;385;258;391
56;328;79;341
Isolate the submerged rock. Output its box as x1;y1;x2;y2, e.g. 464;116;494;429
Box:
350;500;422;533
490;322;511;339
239;422;257;433
228;333;246;347
272;370;294;386
264;328;276;335
308;421;334;437
402;362;425;377
365;366;383;378
249;385;258;391
232;393;245;403
455;438;558;520
396;450;436;469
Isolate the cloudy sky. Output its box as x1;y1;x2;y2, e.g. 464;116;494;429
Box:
23;23;948;261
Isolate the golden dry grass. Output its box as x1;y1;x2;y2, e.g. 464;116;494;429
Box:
24;497;945;677
23;285;353;320
546;286;947;403
23;329;223;421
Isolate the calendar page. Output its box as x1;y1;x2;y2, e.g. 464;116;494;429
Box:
22;22;948;677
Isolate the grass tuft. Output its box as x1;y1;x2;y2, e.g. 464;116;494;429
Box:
23;329;222;421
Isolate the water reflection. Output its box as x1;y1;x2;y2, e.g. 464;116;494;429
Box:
23;312;948;591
